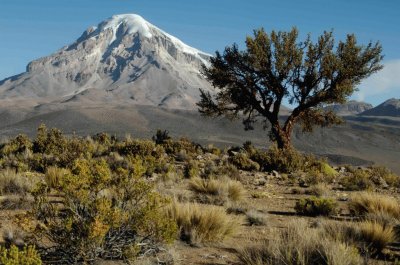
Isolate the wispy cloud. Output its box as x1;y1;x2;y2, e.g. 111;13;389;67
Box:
355;59;400;102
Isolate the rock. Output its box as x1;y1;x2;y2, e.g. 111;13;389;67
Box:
378;177;389;189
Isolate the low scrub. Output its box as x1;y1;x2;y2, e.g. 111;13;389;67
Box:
229;152;260;171
340;169;373;191
26;156;177;263
295;196;338;216
166;202;237;245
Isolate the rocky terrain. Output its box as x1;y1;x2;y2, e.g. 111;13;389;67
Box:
361;98;400;117
0;14;214;110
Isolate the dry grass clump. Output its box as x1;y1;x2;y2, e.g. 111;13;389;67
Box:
358;221;395;254
305;183;330;197
321;220;395;255
0;170;36;195
349;192;400;219
166;202;238;245
238;219;362;265
45;166;70;189
189;177;245;204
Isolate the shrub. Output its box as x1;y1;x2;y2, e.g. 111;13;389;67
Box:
348;192;400;219
295;196;338;216
229;153;260;171
166;202;237;244
238;220;362;265
0;134;33;156
184;160;200;178
264;145;306;173
0;245;42;265
340;169;373;191
369;166;400;187
117;139;156;157
28;157;177;263
152;129;171;145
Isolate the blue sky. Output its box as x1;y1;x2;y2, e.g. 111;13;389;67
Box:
0;0;399;105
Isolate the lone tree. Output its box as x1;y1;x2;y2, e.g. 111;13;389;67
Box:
197;28;383;149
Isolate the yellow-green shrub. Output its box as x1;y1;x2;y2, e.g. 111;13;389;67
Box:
0;245;42;265
229;153;260;171
295;196;338;216
29;157;177;263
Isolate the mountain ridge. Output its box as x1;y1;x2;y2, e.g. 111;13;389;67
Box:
0;14;214;110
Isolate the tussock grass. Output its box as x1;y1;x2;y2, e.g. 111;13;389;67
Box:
45;166;70;189
238;219;362;265
166;202;237;244
349;192;400;219
189;177;245;204
358;221;395;254
0;170;35;195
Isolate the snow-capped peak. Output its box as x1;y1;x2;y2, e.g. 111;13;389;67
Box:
92;14;211;64
98;14;153;39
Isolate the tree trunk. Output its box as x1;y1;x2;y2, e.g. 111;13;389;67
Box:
271;124;292;149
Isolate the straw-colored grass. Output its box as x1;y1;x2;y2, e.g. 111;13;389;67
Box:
166;202;238;244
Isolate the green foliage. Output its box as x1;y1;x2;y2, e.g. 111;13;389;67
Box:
116;139;156;157
229;153;260;171
295;196;338;216
264;145;309;173
0;245;42;265
340;169;373;191
198;27;383;149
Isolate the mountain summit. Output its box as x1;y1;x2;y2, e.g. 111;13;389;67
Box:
0;14;214;109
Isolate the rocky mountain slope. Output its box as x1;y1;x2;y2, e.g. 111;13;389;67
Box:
0;14;214;109
360;98;400;117
324;100;373;116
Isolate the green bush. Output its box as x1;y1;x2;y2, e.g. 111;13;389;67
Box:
116;139;156;157
295;196;338;216
264;145;308;173
0;245;42;265
229;153;260;171
340;169;373;191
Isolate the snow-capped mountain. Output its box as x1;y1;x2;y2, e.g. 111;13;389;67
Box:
0;14;214;109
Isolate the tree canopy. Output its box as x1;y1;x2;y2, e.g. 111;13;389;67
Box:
197;28;383;149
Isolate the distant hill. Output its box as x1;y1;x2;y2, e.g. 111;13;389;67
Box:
324;100;373;116
360;98;400;117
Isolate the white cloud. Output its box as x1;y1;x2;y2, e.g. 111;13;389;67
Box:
355;59;400;101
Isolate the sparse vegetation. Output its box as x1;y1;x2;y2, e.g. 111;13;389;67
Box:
0;125;398;264
238;220;363;265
